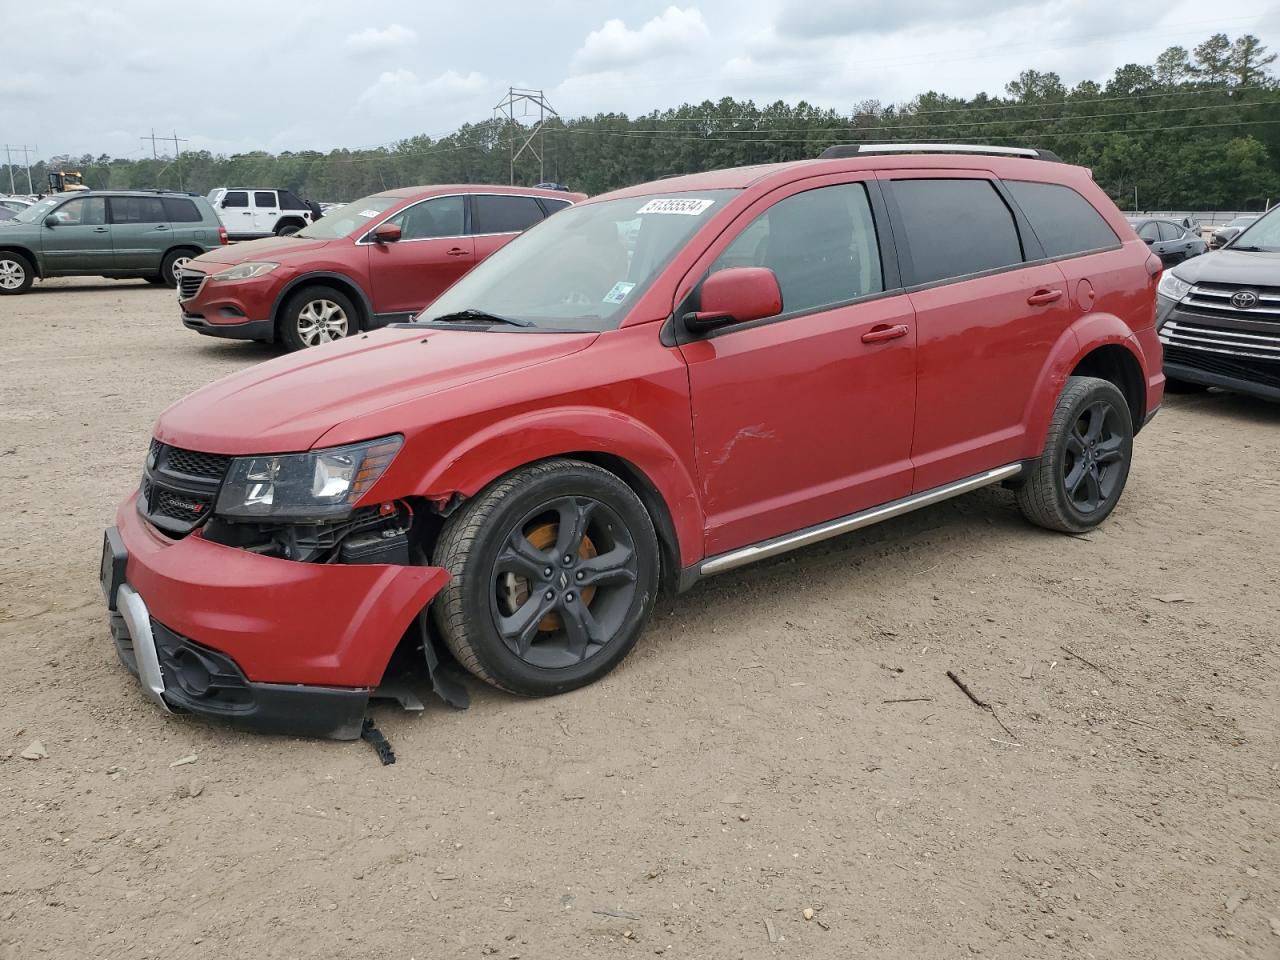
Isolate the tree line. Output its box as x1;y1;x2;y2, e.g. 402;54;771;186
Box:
5;32;1278;211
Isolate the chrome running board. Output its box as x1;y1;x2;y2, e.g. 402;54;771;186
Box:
699;463;1023;577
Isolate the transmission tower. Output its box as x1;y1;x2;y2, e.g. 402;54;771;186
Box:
493;87;558;185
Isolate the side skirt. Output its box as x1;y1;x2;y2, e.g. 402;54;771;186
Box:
691;463;1024;581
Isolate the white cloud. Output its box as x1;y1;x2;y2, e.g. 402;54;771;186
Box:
344;24;418;55
356;69;488;114
571;6;711;73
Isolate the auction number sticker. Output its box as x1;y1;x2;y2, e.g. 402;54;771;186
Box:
603;281;636;304
359;209;382;218
636;198;715;216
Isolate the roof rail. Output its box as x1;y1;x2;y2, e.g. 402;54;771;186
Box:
820;143;1063;162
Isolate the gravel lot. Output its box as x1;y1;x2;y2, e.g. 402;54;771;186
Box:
2;278;1278;960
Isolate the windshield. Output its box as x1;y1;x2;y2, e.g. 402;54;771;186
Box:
296;194;399;239
1228;216;1257;228
419;189;735;331
13;197;62;224
1229;207;1280;250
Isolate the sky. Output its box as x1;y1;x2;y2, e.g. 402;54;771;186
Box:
2;0;1277;161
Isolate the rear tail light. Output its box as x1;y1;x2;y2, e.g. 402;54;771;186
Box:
218;226;228;245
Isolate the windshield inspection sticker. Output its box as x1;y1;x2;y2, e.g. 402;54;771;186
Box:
636;198;715;216
359;209;382;218
603;281;636;304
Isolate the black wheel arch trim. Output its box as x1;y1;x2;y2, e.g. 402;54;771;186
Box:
271;272;372;332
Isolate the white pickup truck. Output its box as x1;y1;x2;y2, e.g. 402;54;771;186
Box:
206;187;322;240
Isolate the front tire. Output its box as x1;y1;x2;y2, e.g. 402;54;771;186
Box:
1017;376;1133;534
432;459;660;696
278;285;356;351
0;252;34;295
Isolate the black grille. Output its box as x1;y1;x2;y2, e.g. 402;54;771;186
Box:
1165;344;1280;390
178;268;205;301
165;447;231;479
139;440;231;537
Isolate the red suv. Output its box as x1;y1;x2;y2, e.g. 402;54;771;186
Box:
102;145;1163;739
178;185;583;350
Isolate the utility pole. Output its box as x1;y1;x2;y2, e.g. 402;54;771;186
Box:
142;129;161;160
171;130;189;191
141;129;189;189
4;145;14;195
5;145;37;193
493;87;558;185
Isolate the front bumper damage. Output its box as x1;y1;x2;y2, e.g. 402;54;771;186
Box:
102;494;450;739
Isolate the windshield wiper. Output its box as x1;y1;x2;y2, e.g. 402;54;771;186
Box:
1230;245;1270;252
428;309;534;328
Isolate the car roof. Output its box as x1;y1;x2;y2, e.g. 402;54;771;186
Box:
371;184;586;202
593;152;1099;203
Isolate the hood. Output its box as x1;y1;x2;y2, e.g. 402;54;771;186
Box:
192;234;335;267
1167;248;1280;286
154;327;597;454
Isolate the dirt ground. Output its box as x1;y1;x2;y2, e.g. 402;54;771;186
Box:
1;278;1277;960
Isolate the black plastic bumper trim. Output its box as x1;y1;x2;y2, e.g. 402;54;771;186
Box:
1165;361;1280;402
182;315;275;342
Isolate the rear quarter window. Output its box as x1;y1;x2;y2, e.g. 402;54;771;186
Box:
162;197;203;223
472;194;545;234
891;178;1024;285
1004;180;1119;259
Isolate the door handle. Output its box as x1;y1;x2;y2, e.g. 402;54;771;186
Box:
1026;288;1063;306
93;226;108;233
861;323;910;344
154;225;169;231
446;247;469;257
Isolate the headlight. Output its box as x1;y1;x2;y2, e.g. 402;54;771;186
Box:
1157;272;1191;302
211;261;280;282
215;436;402;520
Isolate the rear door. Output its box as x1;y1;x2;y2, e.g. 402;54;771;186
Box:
470;193;546;262
366;194;471;317
252;191;279;235
39;196;112;273
678;176;917;555
882;172;1074;490
161;195;215;250
107;196;171;271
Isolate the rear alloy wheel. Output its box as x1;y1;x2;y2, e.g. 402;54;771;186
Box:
1017;376;1133;533
279;285;356;351
432;459;660;696
0;252;34;295
160;250;195;289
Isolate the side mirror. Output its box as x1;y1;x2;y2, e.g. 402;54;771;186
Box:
684;266;782;333
371;222;402;244
44;215;58;228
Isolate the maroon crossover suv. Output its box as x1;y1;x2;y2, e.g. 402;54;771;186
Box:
104;144;1163;738
178;184;583;350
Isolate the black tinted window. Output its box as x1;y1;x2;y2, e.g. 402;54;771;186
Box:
223;191;248;208
1006;180;1119;258
892;179;1023;284
254;191;277;208
279;190;307;210
472;194;544;234
162;197;202;222
539;198;572;217
109;196;167;224
387;195;465;240
1137;221;1160;241
711;182;883;313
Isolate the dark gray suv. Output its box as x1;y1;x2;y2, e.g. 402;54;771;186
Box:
1155;205;1280;401
0;191;226;295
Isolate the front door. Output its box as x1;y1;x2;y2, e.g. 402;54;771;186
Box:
882;173;1077;490
220;190;253;236
678;178;917;556
368;195;473;317
39;196;112;273
106;196;171;272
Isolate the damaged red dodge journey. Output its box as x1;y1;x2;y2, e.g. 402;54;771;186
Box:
101;144;1164;738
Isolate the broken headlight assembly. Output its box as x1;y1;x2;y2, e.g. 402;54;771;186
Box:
215;436;402;521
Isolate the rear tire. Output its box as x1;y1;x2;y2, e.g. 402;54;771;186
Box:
278;285;357;351
160;249;196;289
431;459;660;696
1017;376;1133;534
0;252;34;295
275;222;302;237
